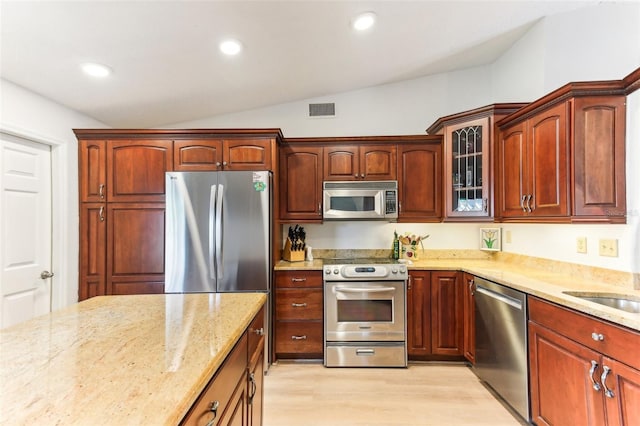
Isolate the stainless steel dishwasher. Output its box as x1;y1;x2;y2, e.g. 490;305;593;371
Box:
473;277;530;422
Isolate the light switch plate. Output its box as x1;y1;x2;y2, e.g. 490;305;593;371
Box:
599;239;618;257
576;237;587;254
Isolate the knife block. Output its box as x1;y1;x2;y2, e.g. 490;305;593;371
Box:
282;239;305;262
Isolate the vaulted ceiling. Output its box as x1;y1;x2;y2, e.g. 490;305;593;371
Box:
1;1;598;127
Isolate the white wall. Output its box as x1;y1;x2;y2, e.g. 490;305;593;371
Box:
0;79;108;309
173;3;640;274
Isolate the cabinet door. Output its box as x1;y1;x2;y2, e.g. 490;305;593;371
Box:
323;145;359;180
79;140;106;202
407;271;431;358
603;357;640;426
431;271;463;356
528;102;569;217
224;139;273;171
497;122;527;218
107;140;172;202
572;96;626;221
107;203;165;295
247;341;264;426
79;203;106;300
278;146;323;221
462;273;475;363
397;144;442;222
528;321;606;426
174;139;223;171
444;118;490;218
360;145;396;180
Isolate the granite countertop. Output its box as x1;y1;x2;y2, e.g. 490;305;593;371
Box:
0;292;266;425
274;256;640;332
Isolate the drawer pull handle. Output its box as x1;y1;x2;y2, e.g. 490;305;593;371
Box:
601;366;615;398
291;302;307;308
291;335;307;340
205;400;219;426
249;372;257;402
591;332;604;341
98;184;105;199
589;360;601;391
291;277;307;282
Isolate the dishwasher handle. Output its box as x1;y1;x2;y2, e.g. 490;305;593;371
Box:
476;285;523;310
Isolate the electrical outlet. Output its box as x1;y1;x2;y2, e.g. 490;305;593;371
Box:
576;237;587;254
505;230;512;244
599;239;618;257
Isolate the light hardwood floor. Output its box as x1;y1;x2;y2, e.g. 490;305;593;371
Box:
263;362;526;426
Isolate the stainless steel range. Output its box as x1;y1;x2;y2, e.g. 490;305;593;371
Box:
323;259;408;367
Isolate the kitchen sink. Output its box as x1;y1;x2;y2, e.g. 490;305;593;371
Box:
563;291;640;314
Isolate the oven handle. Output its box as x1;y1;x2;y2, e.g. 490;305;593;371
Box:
335;287;396;293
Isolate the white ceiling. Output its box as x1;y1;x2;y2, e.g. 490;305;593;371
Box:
1;1;599;128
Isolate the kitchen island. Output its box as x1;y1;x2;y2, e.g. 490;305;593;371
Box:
0;292;266;425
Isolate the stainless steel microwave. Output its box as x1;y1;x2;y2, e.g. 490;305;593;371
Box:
323;181;398;220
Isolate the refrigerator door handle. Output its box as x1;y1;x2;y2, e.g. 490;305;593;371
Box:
209;185;217;280
215;184;225;279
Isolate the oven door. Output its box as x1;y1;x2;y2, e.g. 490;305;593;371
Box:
325;281;405;342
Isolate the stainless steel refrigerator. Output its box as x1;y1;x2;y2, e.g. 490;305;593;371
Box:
165;170;272;361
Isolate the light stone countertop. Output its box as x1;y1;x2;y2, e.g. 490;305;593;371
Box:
0;292;266;425
274;257;640;332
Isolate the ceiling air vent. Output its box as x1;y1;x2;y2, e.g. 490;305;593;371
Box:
308;102;336;118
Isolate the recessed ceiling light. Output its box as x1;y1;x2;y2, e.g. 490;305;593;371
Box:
219;39;243;56
81;62;112;78
352;12;376;31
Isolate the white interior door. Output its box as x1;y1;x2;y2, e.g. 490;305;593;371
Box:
0;135;52;329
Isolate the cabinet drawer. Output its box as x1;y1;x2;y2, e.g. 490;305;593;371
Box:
276;289;323;320
275;321;323;355
275;271;322;288
181;332;248;425
529;297;640;370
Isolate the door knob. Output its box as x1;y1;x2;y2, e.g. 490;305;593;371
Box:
40;270;54;279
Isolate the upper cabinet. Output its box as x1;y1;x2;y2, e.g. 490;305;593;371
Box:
427;103;526;221
397;139;442;222
496;81;628;223
324;144;396;181
174;138;276;171
278;145;323;222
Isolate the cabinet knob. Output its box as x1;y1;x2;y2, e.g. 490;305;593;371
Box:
223;161;228;166
215;162;222;167
251;327;264;336
591;332;604;341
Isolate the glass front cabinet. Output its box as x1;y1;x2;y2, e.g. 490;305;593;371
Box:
427;104;527;220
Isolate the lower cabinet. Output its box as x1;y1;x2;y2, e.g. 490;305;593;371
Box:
462;273;476;364
528;297;640;426
274;271;323;359
407;270;464;360
182;307;265;426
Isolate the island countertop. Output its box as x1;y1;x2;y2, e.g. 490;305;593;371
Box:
0;292;266;425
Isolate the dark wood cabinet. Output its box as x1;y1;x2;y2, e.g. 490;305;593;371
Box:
324;144;396;181
79;140;107;202
182;306;266;426
79;203;107;300
462;273;476;364
407;270;464;360
431;271;463;356
397;142;442;222
273;271;323;359
407;271;431;358
107;140;173;203
496;82;627;223
528;297;640;426
427;104;526;221
497;101;569;219
278;145;323;222
572;96;626;222
106;203;165;296
174;137;276;171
